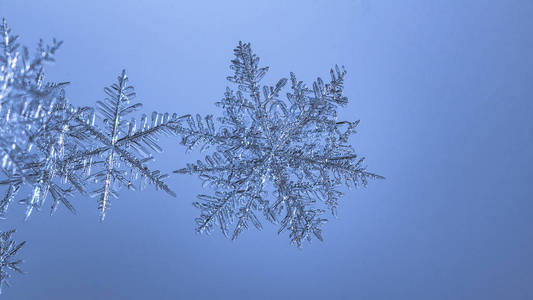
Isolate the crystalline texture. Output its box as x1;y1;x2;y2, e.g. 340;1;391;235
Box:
175;42;383;247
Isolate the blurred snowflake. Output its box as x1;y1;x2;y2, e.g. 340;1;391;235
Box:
0;230;24;294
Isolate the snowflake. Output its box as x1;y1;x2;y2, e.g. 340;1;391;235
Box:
175;42;383;247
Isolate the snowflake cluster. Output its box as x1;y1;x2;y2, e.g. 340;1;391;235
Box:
0;18;381;294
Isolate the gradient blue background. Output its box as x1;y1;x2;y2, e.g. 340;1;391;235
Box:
1;0;532;299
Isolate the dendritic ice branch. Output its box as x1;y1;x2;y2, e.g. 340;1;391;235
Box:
0;230;24;294
175;42;383;247
70;70;179;220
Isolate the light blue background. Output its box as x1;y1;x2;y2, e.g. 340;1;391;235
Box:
1;0;532;299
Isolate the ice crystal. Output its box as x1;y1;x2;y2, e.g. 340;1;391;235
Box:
175;42;383;247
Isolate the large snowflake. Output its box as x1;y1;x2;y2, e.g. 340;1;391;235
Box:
176;42;383;247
